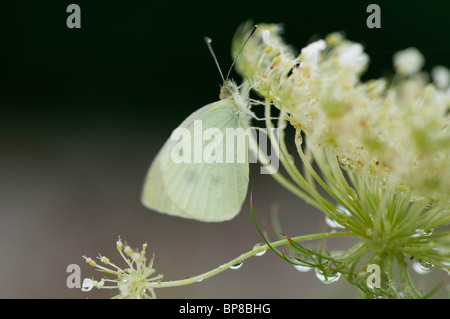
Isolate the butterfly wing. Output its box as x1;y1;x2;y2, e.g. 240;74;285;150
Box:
141;100;250;222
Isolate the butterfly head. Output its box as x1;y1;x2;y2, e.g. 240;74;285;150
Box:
219;80;239;100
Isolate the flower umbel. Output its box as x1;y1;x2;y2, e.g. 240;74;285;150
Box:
232;22;450;298
82;237;163;299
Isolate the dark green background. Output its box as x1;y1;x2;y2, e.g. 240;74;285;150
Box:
0;1;448;298
2;1;450;123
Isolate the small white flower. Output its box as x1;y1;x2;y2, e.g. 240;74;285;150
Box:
83;238;162;299
338;43;369;72
393;47;424;76
431;65;450;90
262;30;271;45
124;245;132;256
300;39;327;77
131;252;142;263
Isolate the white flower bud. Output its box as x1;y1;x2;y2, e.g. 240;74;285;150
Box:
431;65;450;90
393;47;424;76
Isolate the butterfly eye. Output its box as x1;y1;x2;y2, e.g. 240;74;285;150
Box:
228;84;237;93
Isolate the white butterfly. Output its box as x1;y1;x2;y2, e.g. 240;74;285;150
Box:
141;27;258;222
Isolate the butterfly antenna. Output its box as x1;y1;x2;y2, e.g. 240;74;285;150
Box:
225;25;258;81
204;37;225;82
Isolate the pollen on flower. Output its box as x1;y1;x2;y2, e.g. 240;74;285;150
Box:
85;257;96;267
325;32;343;46
124;245;132;256
116;238;123;252
141;243;148;255
131;252;142;263
272;56;281;65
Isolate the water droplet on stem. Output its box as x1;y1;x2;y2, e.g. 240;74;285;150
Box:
413;260;434;274
293;264;312;273
230;262;243;270
253;243;267;256
314;268;341;284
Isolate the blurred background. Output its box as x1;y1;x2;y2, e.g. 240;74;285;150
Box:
0;0;449;298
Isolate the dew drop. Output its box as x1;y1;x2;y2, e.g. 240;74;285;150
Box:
314;268;341;284
293;264;312;273
418;260;434;272
230;262;243;270
409;194;424;202
81;278;94;292
253;243;267;256
416;228;434;236
413;260;434;274
137;289;147;299
326;205;351;229
336;206;351;217
347;187;358;201
325;216;345;229
295;132;303;146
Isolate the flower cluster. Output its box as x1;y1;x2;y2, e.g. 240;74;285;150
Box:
82;238;163;299
232;22;450;298
233;23;449;206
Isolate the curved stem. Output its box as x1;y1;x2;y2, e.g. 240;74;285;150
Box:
149;231;355;289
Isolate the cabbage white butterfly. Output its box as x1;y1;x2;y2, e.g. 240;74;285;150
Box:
141;26;257;222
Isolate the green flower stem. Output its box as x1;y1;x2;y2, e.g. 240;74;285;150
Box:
415;206;447;230
344;241;372;264
323;151;372;227
262;101;338;217
247;103;323;211
247;126;321;212
297;146;370;238
149;232;355;289
397;254;421;298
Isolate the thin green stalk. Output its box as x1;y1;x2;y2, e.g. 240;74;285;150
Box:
149;231;356;289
